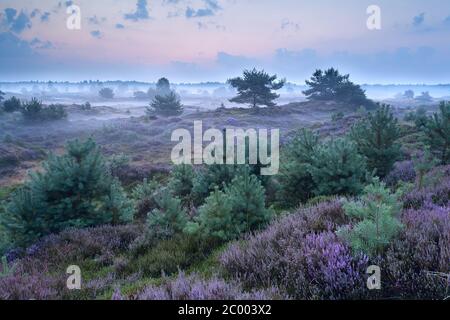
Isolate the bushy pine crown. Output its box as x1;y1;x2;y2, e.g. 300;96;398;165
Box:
309;138;367;196
424;101;450;164
1;138;134;247
337;178;403;256
350;104;400;178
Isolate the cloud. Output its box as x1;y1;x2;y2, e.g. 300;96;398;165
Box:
204;0;221;11
413;13;425;27
124;0;150;21
186;7;214;18
88;15;106;25
30;38;54;49
0;31;48;78
90;30;103;39
1;8;32;34
40;12;51;22
280;19;300;32
185;0;222;19
0;32;35;59
24;9;50;23
30;9;40;19
195;21;226;31
115;23;125;29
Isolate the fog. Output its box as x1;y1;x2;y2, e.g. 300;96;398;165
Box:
1;81;449;107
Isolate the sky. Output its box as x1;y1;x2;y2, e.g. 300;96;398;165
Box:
1;0;450;84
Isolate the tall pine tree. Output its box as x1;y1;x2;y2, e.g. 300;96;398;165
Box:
350;104;400;178
277;129;318;207
423;101;450;164
227;68;285;109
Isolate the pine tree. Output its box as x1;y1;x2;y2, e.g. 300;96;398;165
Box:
104;179;135;225
2;96;21;113
156;77;171;96
168;164;195;200
187;187;238;241
131;178;161;221
412;149;438;189
423;101;450;164
147;91;183;116
337;178;403;256
1;139;134;247
147;191;187;237
309;138;367;196
225;167;273;234
192;164;236;205
227;68;285;109
302;68;374;108
21;98;42;120
277;129;318;207
350;104;401;177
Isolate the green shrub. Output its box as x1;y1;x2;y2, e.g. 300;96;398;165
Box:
21;98;67;121
350;104;401;178
186;187;237;241
192;164;236;205
147;91;183;116
310;138;367;196
277;129;318;207
423;101;450;164
43;104;67;120
103;180;135;225
2;96;21;113
225;167;273;234
168;164;195;202
99;88;114;99
21;98;42;120
1;139;133;247
188;168;273;241
147;192;187;237
337;178;403;256
131;178;161;221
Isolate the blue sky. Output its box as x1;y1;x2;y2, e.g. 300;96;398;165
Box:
1;0;450;83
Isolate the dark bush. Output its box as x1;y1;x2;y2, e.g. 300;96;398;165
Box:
21;98;67;121
1;139;134;247
99;88;114;99
2;96;21;113
147;91;183;116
